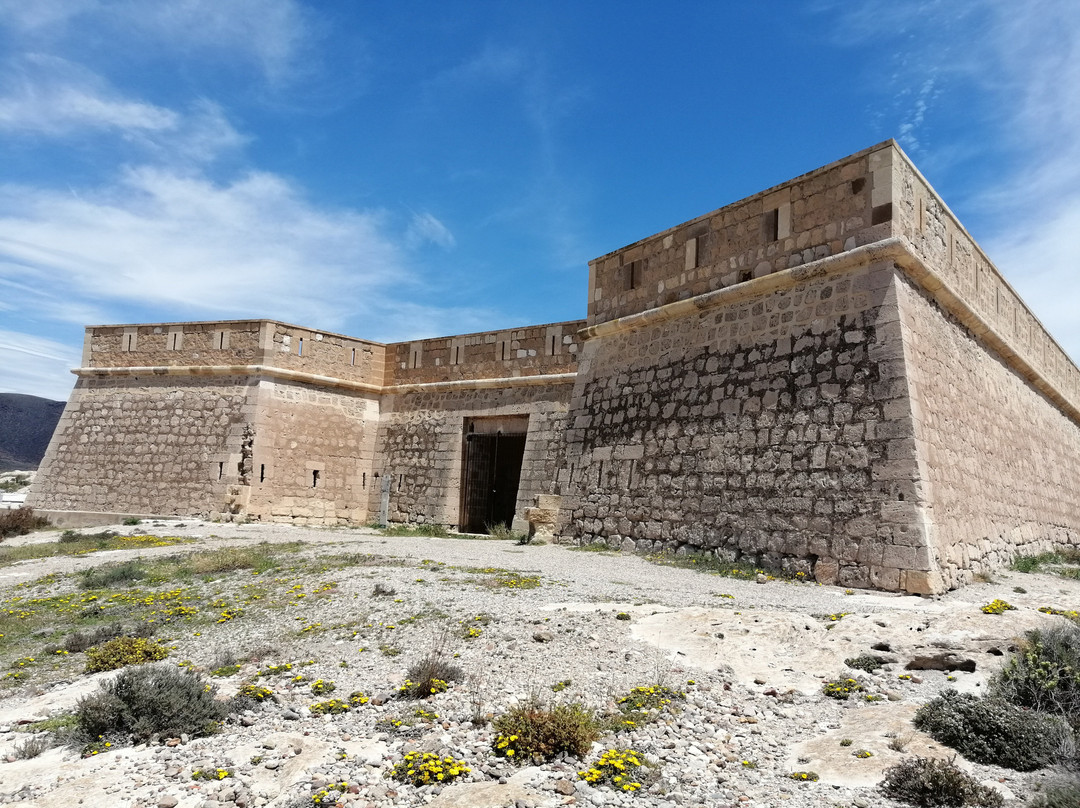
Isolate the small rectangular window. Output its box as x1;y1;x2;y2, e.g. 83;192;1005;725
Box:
298;337;303;356
625;259;642;291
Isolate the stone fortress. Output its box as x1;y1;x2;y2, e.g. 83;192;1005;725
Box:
28;141;1080;595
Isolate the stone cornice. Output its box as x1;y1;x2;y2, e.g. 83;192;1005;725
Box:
72;363;576;395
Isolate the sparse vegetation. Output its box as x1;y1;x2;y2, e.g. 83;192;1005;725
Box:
492;701;601;763
990;623;1080;732
845;654;890;672
913;689;1070;771
84;636;168;673
75;664;227;745
881;756;1004;807
382;523;449;538
0;507;50;540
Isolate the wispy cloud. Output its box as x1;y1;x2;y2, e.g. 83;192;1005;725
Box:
823;0;1080;362
0;328;82;400
406;212;455;250
0;0;313;85
0;55;177;135
0;167;410;330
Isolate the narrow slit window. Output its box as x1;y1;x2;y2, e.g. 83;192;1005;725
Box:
171;333;179;350
312;469;320;488
625;259;642;291
218;462;224;480
259;464;265;483
219;332;225;349
455;346;461;365
351;347;356;366
763;208;779;242
550;335;556;356
362;472;366;489
501;342;506;361
298;337;303;356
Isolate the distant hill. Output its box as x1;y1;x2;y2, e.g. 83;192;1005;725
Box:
0;394;66;471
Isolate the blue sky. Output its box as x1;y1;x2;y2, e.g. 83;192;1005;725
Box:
1;0;1077;401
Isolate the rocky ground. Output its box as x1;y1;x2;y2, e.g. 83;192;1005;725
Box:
0;520;1077;808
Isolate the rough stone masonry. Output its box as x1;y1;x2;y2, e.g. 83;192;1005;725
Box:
28;140;1080;594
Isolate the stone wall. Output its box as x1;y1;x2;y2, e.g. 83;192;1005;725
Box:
560;260;939;592
372;383;575;527
29;375;256;516
244;379;381;525
387;320;584;386
896;272;1080;587
586;142;895;327
266;323;385;387
84;321;264;368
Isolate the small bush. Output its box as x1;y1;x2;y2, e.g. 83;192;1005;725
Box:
1030;782;1080;808
309;699;350;715
59;529;116;543
823;678;865;700
85;636;168;673
13;735;53;759
990;624;1080;731
881;756;1003;807
492;702;600;763
388;751;469;786
913;689;1070;771
76;664;227;743
399;651;464;699
122;517;141;526
79;560;148;590
980;599;1016;615
62;624;124;653
845;654;889;672
0;507;51;539
372;583;396;597
578;748;651;792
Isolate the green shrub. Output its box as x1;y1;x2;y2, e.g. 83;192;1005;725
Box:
0;507;51;539
79;560;148;590
382;523;449;538
845;654;889;672
76;664;227;743
492;702;600;763
85;636;168;673
880;756;1003;807
1029;782;1080;808
913;690;1069;771
990;624;1080;731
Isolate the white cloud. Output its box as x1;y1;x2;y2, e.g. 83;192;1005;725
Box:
0;56;246;165
0;0;313;85
0;55;177;135
0;329;81;401
406;212;456;250
0;166;412;332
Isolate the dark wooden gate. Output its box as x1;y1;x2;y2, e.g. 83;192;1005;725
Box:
460;431;527;534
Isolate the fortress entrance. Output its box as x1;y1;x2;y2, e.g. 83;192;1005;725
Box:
460;416;528;534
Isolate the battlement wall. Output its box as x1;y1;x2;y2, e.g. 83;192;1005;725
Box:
890;150;1080;417
80;320;387;387
385;320;585;387
587;141;897;327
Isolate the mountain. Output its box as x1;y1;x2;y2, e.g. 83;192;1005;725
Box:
0;393;66;471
